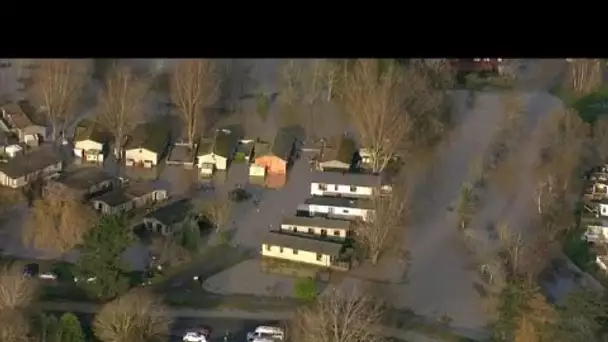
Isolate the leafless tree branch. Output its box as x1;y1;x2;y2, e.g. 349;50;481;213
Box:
30;59;91;139
171;59;219;147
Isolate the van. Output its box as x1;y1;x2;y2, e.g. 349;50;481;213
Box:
246;326;285;341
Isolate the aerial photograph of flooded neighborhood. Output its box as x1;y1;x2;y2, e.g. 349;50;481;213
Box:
0;58;607;342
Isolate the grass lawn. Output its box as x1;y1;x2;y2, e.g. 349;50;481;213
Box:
562;228;598;273
552;84;608;123
456;73;515;91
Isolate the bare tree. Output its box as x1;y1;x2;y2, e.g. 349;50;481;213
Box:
0;264;38;312
23;183;98;254
93;289;171;342
591;116;608;164
149;236;192;268
202;196;233;233
289;285;387;342
219;60;255;114
30;59;90;139
171;59;219;148
534;108;590;220
564;59;602;96
96;64;149;158
279;60;303;109
355;190;409;265
343;60;411;172
0;311;31;342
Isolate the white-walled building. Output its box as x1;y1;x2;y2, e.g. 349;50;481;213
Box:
297;196;374;221
310;171;390;198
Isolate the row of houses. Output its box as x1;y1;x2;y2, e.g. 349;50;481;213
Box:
50;167;195;236
260;170;391;270
580;165;608;271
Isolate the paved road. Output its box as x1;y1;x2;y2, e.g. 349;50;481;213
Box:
41;302;442;342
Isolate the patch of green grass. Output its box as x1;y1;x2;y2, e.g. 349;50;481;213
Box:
294;277;317;301
563;229;598;273
552;84;608;123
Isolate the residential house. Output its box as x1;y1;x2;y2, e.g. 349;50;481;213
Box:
0;144;62;188
583;199;608;217
124;122;169;168
581;214;608;243
318;136;358;172
167;142;198;168
0;101;47;145
261;230;349;269
198;138;215;176
91;182;168;214
197;125;243;172
280;216;351;240
296;196;374;221
449;58;503;75
310;171;391;198
73;120;110;163
252;125;305;176
54;167;117;199
139;199;194;235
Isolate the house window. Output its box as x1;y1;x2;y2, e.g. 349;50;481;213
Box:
316;253;322;261
343;209;349;214
279;247;284;253
307;228;314;234
266;245;271;251
333;230;340;236
321;229;327;237
292;226;297;232
334;185;338;191
318;183;327;191
350;185;357;192
293;249;298;255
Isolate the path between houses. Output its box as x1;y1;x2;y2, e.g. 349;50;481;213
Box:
37;301;449;342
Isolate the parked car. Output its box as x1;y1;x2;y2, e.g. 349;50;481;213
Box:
182;327;211;342
23;263;39;277
247;326;284;341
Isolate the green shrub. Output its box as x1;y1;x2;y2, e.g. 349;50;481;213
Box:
294;277;318;301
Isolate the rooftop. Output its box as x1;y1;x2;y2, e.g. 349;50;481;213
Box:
304;196;374;210
146;199;193;226
198;138;214;155
263;231;343;256
124;121;169;153
167;143;197;163
268;125;305;160
75;119;110;143
321;136;357;163
0;144;62;178
1;100;44;129
311;171;382;188
91;181;161;207
212;125;243;157
57;167;115;190
281;216;351;230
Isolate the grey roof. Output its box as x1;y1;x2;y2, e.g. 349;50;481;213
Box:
198;138;214;155
91;181;161;207
311;171;381;187
0;144;62;178
167;143;197;163
321;136;357;163
269;125;305;160
57;168;114;190
75;119;110;143
213;127;241;157
304;196;374;210
281;216;351;230
124;121;169;153
146;199;193;226
91;189;132;207
263;231;343;256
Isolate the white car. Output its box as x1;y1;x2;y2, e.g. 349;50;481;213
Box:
247;326;284;341
74;276;97;283
182;328;210;342
38;272;58;280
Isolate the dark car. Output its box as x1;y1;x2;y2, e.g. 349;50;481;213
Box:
229;188;252;202
23;263;39;277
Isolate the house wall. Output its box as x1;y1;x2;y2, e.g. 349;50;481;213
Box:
198;153;228;170
279;224;347;239
125;148;158;166
261;244;332;267
88;180;115;195
22;125;47;141
75;140;103;153
298;203;370;221
142;218;171;236
132;190;168;208
255;155;287;174
600;203;608;217
93;200;134;215
0;171;25;188
319;160;350;171
310;182;374;198
249;163;266;177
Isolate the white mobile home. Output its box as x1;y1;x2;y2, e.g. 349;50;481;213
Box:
297;196;374;221
280;216;351;240
310;171;388;198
